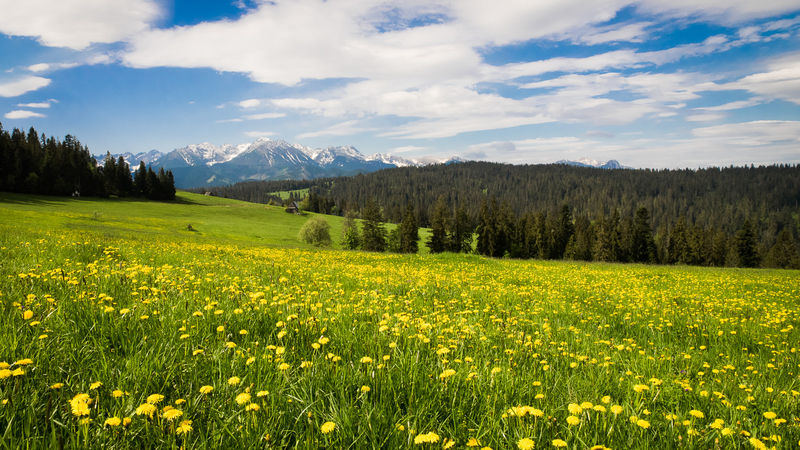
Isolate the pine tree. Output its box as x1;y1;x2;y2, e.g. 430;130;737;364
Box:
341;210;361;250
553;204;575;258
764;228;800;269
735;219;760;268
630;206;656;263
448;206;473;253
427;196;449;253
398;204;419;254
476;199;493;256
134;161;147;196
361;199;386;252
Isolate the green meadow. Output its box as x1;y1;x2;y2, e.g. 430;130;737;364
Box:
0;192;798;449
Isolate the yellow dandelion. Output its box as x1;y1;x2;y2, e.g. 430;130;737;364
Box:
103;417;121;427
176;420;193;435
235;393;251;405
228;376;240;385
518;438;535;450
552;439;568;448
146;394;164;404
321;421;336;434
199;385;213;394
163;409;182;421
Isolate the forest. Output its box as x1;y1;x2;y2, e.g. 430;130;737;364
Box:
199;161;800;269
0;123;175;200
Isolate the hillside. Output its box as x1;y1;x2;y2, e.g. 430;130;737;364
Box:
0;191;430;252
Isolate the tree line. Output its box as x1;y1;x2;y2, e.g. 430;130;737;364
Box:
196;161;800;269
0;123;175;200
333;196;797;269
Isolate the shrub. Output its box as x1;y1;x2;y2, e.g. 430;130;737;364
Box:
298;216;331;247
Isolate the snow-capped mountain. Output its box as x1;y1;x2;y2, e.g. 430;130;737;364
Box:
112;138;432;188
556;158;627;169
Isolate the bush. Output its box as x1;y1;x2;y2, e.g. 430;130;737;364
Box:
298;216;331;247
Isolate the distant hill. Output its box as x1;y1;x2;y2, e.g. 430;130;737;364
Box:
556;158;628;169
200;161;800;241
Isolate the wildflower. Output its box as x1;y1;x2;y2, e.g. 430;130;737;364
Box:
23;310;34;320
689;410;704;419
176;420;193;435
50;383;64;390
235;393;251;405
104;417;121;427
552;439;568;447
748;437;767;449
762;411;777;420
228;376;240;385
163;409;183;421
611;405;623;415
439;369;456;380
361;385;371;393
90;381;102;390
567;403;583;414
636;419;650;429
633;384;649;393
443;439;456;449
360;356;373;364
199;385;213;394
467;438;481;447
518;438;535;449
414;432;440;444
146;394;164;404
321;421;336;434
135;403;157;418
70;395;90;417
567;415;580;426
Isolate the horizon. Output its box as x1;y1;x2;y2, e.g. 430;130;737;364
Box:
1;1;799;169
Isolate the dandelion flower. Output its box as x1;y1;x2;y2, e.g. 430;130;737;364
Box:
762;412;777;420
414;432;440;444
689;410;704;419
518;438;535;450
176;420;193;435
104;417;121;427
439;369;456;380
199;385;213;394
228;376;240;385
567;415;581;426
135;403;157;418
235;393;251;405
163;409;183;421
321;421;336;434
552;439;568;448
146;394;164;405
23;310;34;320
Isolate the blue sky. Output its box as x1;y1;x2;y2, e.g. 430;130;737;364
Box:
1;0;799;168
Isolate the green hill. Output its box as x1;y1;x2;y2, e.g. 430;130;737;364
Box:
0;191;430;252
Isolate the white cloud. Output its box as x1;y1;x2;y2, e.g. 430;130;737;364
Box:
244;130;277;138
463;120;800;168
238;99;261;108
0;76;51;97
26;62;79;73
17;102;51;109
637;0;800;23
686;113;725;122
4;110;46;119
243;112;286;120
0;0;162;50
297;120;375;139
729;53;800;104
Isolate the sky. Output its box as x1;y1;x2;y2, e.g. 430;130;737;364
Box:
0;0;799;168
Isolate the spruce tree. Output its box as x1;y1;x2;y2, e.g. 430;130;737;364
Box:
341;210;361;250
630;206;656;263
448;206;473;253
427;197;449;253
398;204;419;254
361;199;386;252
735;219;760;268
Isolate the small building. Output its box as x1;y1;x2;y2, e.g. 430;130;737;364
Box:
285;201;301;215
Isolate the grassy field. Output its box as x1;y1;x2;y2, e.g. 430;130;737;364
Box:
0;192;798;449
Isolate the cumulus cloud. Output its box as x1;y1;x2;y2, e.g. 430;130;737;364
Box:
4;110;46;119
0;76;51;97
0;0;162;50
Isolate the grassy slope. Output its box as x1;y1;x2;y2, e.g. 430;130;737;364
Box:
0;191;431;252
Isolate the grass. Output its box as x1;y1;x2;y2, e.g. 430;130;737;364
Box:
0;193;798;449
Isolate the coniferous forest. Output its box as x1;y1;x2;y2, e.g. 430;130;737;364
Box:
0;123;175;200
199;161;800;269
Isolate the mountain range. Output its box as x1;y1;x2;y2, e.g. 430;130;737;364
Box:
109;138;624;188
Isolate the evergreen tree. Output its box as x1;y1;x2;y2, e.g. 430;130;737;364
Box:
134;161;147;196
361;199;386;252
476;199;493;256
427;196;450;253
630;206;656;263
341;210;361;250
386;228;401;253
448;206;473;253
398;204;419;254
764;228;800;269
735;219;760;268
667;216;690;264
553;204;575;259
